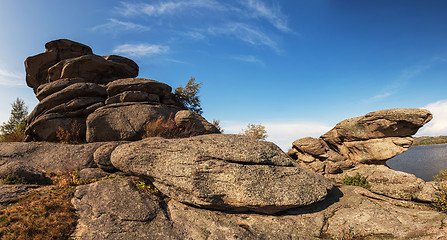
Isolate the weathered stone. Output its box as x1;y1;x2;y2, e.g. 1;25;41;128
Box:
174;110;221;135
27;82;106;123
292;137;328;156
168;199;325;239
321;108;433;145
106;78;172;100
103;55;139;78
169;185;447;239
78;168;110;182
105;91;151;105
289;109;432;175
323;186;447;239
26;116;86;142
36;78;85;101
414;181;443;203
331;165;425;200
93;142;122;172
86;103;180;142
0;142;104;173
339;137;414;163
71;177;182;240
111;134;333;214
24;39;93;92
0;163;48;184
47;55;138;84
0;184;39;204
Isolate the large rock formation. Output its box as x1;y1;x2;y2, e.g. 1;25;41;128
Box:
288;108;432;174
2;39;445;239
288;108;435;201
24;39;219;142
111;134;333;214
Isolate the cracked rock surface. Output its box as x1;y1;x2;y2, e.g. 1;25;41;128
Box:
110;134;333;214
71;177;183;240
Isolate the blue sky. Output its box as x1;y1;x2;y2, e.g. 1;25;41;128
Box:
1;0;447;150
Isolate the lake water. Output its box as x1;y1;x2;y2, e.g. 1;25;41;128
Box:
387;144;447;181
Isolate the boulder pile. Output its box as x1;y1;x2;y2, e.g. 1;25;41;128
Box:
288;108;439;201
288;108;433;174
1;39;446;239
24;39;219;142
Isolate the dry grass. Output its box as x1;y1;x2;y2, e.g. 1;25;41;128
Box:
0;172;78;239
55;121;83;144
144;115;196;139
0;171;118;239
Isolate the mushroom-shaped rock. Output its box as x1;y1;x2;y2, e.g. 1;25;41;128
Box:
110;134;333;214
289;108;432;174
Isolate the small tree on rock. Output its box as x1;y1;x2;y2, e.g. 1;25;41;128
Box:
240;123;268;141
174;77;203;115
0;98;28;142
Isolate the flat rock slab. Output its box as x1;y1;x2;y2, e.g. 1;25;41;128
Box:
0;142;105;174
0;184;39;204
168;185;447;239
330;165;425;200
111;134;333;214
71;177;182;240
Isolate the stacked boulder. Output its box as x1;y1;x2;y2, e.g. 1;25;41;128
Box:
288;108;432;174
288;108;436;201
24;39;219;142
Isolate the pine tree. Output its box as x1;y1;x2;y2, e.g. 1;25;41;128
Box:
0;98;28;142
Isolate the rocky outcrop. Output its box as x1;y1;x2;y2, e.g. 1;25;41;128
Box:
71;177;183;240
0;141;105;174
5;39;446;239
289;108;432;175
111;134;333;214
24;39;218;142
288;108;435;201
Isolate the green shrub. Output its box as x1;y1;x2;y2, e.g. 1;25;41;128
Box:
240;123;268;141
342;173;371;190
432;169;447;212
173;77;203;114
1;174;27;185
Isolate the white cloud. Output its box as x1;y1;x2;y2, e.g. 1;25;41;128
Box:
0;68;25;86
417;99;447;136
118;0;222;17
221;120;332;151
91;18;149;33
113;43;169;57
208;23;279;52
233;55;264;65
114;1;291;53
243;0;290;32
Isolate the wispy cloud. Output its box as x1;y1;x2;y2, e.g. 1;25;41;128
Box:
208;23;279;52
114;0;292;53
221;120;332;151
118;0;222;17
233;55;264;65
365;58;446;103
417;99;447;136
0;68;25;86
113;43;169;57
91;18;149;33
243;0;290;32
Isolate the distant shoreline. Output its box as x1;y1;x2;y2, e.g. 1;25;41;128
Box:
413;136;447;146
